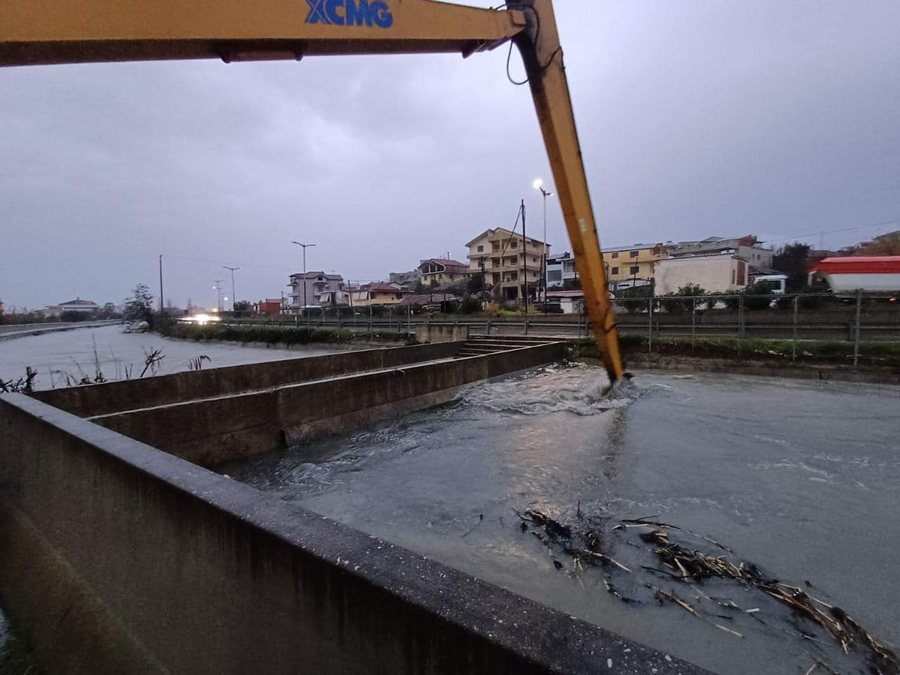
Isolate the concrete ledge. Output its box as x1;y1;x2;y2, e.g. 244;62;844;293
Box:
31;341;466;417
0;394;706;674
623;353;900;385
87;342;568;467
415;323;470;343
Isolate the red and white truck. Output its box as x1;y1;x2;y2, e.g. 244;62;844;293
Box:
813;256;900;297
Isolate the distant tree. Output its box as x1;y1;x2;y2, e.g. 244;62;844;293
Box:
233;300;252;317
459;296;482;314
60;310;90;322
616;284;654;313
466;275;484;296
731;281;774;311
660;284;705;313
772;242;811;292
124;283;155;326
98;302;119;319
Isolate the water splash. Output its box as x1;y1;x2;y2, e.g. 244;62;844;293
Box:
458;364;636;417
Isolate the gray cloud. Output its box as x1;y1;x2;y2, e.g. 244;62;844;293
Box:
1;0;898;309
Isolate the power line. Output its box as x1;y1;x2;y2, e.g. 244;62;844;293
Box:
762;218;900;246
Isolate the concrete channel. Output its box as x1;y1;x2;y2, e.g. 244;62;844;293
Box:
0;334;706;674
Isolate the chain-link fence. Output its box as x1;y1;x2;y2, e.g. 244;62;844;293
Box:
614;291;900;367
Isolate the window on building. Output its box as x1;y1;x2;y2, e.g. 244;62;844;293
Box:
548;270;562;282
629;250;639;258
477;245;484;252
509;256;518;265
612;252;619;259
533;257;538;262
630;265;640;275
611;266;619;275
510;241;518;248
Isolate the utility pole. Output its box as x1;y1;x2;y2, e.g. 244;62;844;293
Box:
213;280;224;312
223;266;239;312
479;256;486;305
158;254;164;314
521;199;528;313
291;241;316;328
533;179;553;302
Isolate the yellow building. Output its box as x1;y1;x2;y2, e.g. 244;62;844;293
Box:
466;227;548;304
602;243;667;289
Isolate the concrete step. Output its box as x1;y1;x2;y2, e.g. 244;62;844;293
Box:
468;336;557;346
465;341;549;350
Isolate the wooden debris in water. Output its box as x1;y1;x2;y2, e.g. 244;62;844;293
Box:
637;528;898;674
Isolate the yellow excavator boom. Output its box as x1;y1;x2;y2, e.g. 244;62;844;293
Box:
0;0;624;382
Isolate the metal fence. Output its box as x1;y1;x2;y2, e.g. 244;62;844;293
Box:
223;292;899;367
613;291;899;367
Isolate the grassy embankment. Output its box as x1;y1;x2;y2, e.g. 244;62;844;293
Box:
576;334;900;370
157;320;414;346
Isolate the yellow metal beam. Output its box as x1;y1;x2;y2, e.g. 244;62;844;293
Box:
0;0;526;66
512;0;624;382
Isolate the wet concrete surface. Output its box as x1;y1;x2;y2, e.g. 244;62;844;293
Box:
0;324;338;390
224;366;900;675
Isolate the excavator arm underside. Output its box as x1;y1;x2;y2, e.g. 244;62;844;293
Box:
0;0;624;382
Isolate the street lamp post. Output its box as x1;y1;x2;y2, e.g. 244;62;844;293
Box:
533;179;553;302
291;241;316;328
223;266;239;312
520;199;528;313
213;280;224;312
159;254;165;315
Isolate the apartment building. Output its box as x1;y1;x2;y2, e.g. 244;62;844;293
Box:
466;227;547;303
546;252;578;289
667;235;773;269
602;244;667;289
288;272;344;309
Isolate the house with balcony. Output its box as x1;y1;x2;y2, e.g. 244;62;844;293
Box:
417;259;469;288
546;252;578;289
287;272;344;309
466;227;548;303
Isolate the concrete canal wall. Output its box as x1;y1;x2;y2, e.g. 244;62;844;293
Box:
32;341;465;418
86;341;567;467
0;393;702;675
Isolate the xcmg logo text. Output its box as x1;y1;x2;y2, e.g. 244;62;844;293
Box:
306;0;394;28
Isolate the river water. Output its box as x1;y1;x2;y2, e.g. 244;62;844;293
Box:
0;324;338;390
224;366;900;675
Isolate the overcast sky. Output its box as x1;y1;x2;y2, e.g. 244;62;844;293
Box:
1;0;898;310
